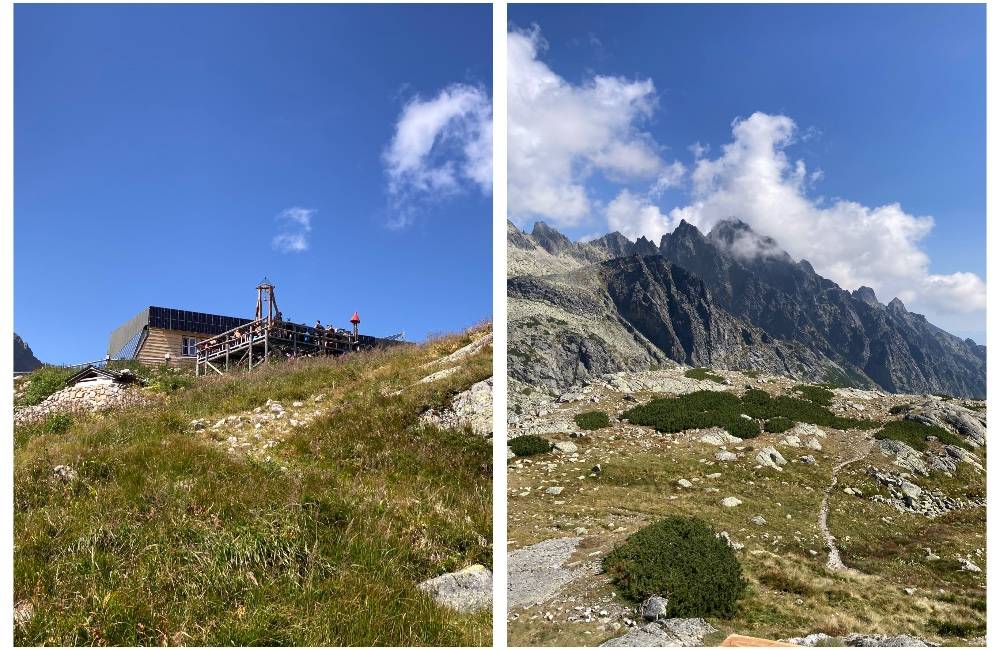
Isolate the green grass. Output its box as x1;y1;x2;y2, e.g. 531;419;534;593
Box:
621;389;874;438
15;328;492;646
874;419;971;452
574;410;611;431
685;367;726;384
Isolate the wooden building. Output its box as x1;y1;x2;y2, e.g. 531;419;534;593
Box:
107;281;404;373
107;306;251;367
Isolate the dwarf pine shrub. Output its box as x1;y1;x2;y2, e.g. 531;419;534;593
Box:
764;416;794;433
508;434;552;457
603;516;747;618
875;420;970;451
622;389;872;438
793;384;835;406
574;410;610;430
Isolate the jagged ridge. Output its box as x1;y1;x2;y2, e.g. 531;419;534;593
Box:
507;219;985;398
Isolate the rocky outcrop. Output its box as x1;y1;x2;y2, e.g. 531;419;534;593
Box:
507;536;583;610
420;377;493;436
901;400;987;447
417;564;492;613
600;618;717;647
13;333;42;373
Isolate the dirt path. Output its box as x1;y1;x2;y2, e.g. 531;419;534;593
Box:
819;441;874;571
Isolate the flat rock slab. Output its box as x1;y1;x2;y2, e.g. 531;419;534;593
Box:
417;564;492;613
601;618;717;647
507;536;582;610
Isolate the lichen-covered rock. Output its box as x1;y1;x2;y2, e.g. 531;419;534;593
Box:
419;377;493;437
417;564;492;613
600;618;717;647
755;446;787;471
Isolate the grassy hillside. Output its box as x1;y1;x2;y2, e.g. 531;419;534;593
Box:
15;326;492;646
507;370;986;647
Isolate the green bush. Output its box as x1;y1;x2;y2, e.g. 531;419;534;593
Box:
725;417;761;439
875;420;971;451
764;417;793;433
574;411;610;430
508;434;552;457
793;384;834;406
888;404;910;415
685;367;726;384
603;516;747;618
621;389;871;438
41;413;73;435
16;365;79;406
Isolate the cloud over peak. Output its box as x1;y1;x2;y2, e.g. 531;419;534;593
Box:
510;25;983;330
508;26;682;227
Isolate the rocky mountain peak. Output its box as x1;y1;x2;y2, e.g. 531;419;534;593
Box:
708;218;790;263
633;236;659;256
887;297;908;314
588;231;632;257
507;220;536;250
14;333;43;373
852;286;881;308
530;221;575;255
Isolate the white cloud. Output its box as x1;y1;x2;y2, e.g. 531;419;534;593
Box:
508;26;679;228
607;112;983;326
272;207;314;253
383;83;491;226
605;190;676;243
509;25;982;330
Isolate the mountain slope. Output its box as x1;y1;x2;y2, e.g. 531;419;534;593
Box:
14;333;42;372
508;220;985;397
660;219;985;397
509;254;856;389
14;326;492;646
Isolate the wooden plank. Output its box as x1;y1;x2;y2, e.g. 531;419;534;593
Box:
721;634;797;647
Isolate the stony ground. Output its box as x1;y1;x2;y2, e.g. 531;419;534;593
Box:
506;368;986;647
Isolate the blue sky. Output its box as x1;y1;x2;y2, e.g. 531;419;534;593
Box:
16;4;492;364
508;4;985;341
